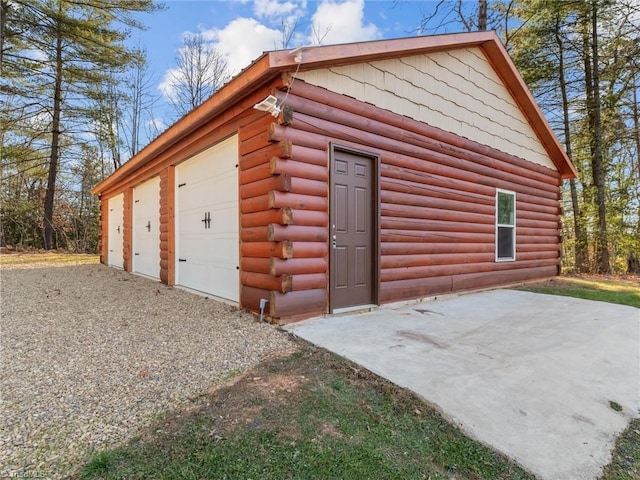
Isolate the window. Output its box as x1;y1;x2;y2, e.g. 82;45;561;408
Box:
496;190;516;261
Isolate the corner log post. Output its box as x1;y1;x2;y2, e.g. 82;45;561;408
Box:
238;105;331;322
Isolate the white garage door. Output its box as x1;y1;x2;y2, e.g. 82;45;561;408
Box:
133;176;160;279
107;193;124;269
176;135;239;301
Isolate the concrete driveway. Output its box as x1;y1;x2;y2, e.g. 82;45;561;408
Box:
286;289;640;480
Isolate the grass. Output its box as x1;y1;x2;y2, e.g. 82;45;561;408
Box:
78;344;535;480
17;262;628;479
515;275;640;308
0;250;99;267
600;418;640;480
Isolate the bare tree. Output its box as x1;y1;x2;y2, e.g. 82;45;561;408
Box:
311;24;332;45
278;16;301;49
416;0;515;36
167;33;229;117
123;47;159;157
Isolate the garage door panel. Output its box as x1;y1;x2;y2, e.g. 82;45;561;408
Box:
133;177;160;279
108;194;124;269
178;174;237;210
176;135;239;302
178;263;237;302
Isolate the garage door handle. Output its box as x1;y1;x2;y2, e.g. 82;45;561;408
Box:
201;211;211;229
146;221;151;232
178;258;187;262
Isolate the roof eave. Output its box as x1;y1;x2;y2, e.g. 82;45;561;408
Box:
479;38;577;179
93;31;577;196
92;54;277;195
268;31;497;70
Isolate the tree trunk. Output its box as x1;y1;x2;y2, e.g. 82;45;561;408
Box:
582;2;610;273
0;0;8;73
633;72;640;180
43;19;63;250
555;14;588;272
589;1;610;273
478;0;488;31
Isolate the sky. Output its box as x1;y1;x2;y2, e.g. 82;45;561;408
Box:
128;0;460;135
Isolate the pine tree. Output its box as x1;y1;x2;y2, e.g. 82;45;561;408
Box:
1;0;160;249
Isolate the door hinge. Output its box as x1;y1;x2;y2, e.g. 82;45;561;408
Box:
135;199;140;203
134;253;140;256
178;258;187;262
178;182;186;188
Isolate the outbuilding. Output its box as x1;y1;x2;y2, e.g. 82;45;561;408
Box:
92;31;576;322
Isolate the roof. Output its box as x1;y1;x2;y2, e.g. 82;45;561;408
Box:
92;31;576;195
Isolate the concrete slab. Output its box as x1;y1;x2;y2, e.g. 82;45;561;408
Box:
286;290;640;480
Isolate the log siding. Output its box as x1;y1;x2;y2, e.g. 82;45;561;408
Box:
266;79;561;311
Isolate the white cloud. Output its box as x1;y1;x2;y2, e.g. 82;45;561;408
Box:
147;117;167;134
157;0;383;103
158;18;280;102
205;17;282;74
253;0;303;19
309;0;380;45
158;67;181;103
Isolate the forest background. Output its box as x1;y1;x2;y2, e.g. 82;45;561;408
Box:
1;0;638;274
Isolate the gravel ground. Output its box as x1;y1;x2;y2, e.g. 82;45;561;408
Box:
0;263;294;479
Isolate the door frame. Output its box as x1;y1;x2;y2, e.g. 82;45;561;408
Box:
329;143;380;313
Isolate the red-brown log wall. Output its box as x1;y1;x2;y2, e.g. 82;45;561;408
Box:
159;167;175;284
267;78;561;311
99;73;561;323
238;95;329;321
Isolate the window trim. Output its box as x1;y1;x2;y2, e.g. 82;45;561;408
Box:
495;189;516;262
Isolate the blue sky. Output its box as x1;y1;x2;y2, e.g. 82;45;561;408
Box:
130;0;467;134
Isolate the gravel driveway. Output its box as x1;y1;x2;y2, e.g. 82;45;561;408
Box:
0;263;293;479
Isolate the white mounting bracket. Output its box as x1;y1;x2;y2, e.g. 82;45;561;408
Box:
253;95;281;117
290;45;313;64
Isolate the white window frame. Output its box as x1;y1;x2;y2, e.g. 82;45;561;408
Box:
495;189;516;262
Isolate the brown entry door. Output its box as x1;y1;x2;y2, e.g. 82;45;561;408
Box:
330;148;376;311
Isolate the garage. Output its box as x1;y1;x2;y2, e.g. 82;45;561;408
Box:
93;32;576;322
175;135;239;301
107;193;124;269
132;176;160;279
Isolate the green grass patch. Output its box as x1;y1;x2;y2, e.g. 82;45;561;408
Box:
600;418;640;480
515;275;640;308
78;345;534;480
